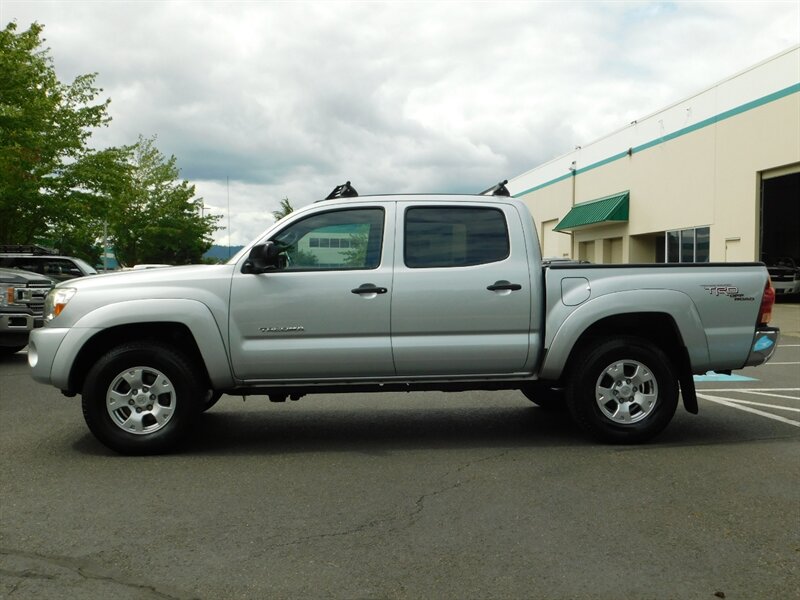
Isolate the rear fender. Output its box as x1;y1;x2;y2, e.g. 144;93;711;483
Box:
540;289;710;381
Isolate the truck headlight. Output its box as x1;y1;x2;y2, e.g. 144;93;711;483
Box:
44;288;77;321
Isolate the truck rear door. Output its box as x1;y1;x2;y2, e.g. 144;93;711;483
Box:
390;201;533;376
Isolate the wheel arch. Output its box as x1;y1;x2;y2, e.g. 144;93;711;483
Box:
540;290;709;382
52;298;234;394
68;322;211;395
553;311;700;414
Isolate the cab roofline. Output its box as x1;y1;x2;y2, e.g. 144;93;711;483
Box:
315;180;511;203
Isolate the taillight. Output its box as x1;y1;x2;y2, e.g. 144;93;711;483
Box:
758;277;775;326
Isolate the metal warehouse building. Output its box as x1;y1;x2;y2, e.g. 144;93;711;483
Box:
508;46;800;266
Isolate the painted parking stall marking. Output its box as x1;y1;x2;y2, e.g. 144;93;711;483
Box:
693;341;800;427
697;391;800;427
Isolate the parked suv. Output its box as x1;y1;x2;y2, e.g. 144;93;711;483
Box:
766;257;800;297
0;245;97;281
0;267;55;354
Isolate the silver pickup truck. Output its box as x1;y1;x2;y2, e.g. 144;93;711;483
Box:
28;191;780;454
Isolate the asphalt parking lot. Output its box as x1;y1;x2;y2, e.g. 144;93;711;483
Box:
1;304;798;600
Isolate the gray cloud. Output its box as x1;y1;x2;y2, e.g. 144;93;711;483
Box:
3;0;798;244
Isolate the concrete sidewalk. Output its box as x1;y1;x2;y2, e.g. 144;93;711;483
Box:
773;301;800;337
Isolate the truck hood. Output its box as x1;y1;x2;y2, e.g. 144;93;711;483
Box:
58;264;234;291
0;267;56;286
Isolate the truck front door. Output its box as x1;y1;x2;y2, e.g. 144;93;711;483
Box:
229;205;395;381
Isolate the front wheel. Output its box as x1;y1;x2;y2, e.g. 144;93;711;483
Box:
566;337;678;444
82;342;203;454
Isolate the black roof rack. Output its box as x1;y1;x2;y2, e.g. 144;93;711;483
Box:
479;179;510;197
325;181;359;200
0;244;59;256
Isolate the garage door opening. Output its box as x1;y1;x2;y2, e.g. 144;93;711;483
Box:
760;170;800;264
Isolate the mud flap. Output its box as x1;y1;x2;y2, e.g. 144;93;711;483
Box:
678;346;698;414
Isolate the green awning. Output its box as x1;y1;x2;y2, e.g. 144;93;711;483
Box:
554;191;629;232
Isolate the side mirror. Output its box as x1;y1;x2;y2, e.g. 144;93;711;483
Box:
241;242;283;274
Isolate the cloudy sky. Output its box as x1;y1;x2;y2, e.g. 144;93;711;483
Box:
2;1;799;246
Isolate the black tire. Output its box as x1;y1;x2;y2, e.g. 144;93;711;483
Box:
521;383;568;410
81;342;204;455
566;336;678;444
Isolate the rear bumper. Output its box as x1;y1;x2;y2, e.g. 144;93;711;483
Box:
744;327;780;367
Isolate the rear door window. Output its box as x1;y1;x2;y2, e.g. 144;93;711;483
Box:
404;207;509;268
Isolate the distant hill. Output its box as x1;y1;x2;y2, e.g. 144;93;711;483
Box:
204;245;244;261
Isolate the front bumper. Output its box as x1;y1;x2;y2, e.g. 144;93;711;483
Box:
0;312;41;347
28;326;102;390
744;327;780;367
772;281;800;295
28;327;70;385
0;312;38;332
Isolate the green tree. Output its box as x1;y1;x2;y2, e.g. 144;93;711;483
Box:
272;197;294;221
343;230;369;267
45;146;134;264
0;21;112;251
110;135;220;266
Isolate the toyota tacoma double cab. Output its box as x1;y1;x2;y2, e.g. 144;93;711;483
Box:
28;184;780;454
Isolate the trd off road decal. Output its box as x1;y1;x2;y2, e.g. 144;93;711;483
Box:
701;284;755;302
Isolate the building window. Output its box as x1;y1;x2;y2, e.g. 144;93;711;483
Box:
664;227;710;263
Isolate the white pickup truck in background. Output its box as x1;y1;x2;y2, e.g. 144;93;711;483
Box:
28;183;780;454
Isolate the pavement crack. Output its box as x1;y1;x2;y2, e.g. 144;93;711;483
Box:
0;567;57;580
406;449;511;524
259;449;511;550
0;547;197;600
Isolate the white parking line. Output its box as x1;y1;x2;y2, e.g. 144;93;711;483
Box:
699;388;800;392
739;390;800;401
697;393;800;427
763;362;800;365
716;398;800;412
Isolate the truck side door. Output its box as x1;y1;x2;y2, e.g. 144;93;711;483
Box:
391;201;533;376
229;204;395;381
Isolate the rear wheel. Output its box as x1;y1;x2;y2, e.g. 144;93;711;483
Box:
566;337;678;444
82;342;203;454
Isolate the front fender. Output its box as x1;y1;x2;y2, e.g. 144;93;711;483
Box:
540;289;710;380
49;299;234;390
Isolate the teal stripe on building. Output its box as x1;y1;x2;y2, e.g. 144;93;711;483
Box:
514;83;800;198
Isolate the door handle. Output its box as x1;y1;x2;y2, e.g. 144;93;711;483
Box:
351;283;388;295
487;280;522;291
